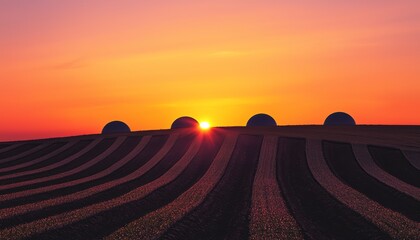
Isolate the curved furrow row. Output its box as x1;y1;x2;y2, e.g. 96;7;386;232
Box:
0;138;98;185
0;133;204;240
0;142;67;170
250;136;303;240
0;140;93;181
0;144;11;151
369;145;420;187
0;137;124;197
277;138;387;240
0;144;24;155
107;132;237;240
0;138;112;191
403;150;420;170
31;132;223;240
0;136;148;214
0;143;47;164
2;137;132;193
307;139;419;239
352;144;420;200
0;134;173;224
323;141;420;221
0;141;75;175
159;134;262;240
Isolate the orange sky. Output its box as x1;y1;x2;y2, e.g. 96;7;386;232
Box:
1;1;420;141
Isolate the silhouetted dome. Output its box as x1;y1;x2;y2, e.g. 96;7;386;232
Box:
324;112;356;126
171;116;199;129
247;113;277;127
102;121;131;134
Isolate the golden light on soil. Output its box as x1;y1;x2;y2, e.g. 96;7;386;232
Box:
199;121;211;130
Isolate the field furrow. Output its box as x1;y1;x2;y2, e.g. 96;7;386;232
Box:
0;133;203;240
0;135;173;224
0;144;25;155
0;126;418;239
0;142;73;175
250;136;303;240
0;139;98;184
31;132;223;240
403;150;420;170
0;138;111;192
307;139;419;239
158;134;262;240
352;144;420;200
0;143;67;171
0;137;120;200
278;138;390;240
0;140;93;180
106;132;237;240
0;137;133;194
0;143;47;164
0;136;147;213
323;141;420;221
0;144;11;151
369;145;420;187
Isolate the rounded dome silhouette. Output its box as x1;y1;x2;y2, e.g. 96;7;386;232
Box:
247;113;277;127
324;112;356;126
171;116;199;129
102;121;131;134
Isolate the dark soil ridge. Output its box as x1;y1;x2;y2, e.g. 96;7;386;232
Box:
0;138;116;208
0;142;66;169
0;144;10;150
277;138;390;240
0;135;169;228
368;145;420;187
28;132;223;240
323;141;420;221
1;137;138;193
0;143;41;162
159;134;262;240
0;140;92;177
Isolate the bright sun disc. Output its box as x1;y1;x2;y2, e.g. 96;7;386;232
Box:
200;121;211;130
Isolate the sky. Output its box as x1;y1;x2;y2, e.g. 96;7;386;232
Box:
1;0;420;141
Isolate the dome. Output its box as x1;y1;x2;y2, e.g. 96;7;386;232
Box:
102;121;131;134
324;112;356;126
246;113;277;127
171;116;199;129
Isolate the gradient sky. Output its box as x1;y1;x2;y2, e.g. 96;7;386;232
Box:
1;0;420;141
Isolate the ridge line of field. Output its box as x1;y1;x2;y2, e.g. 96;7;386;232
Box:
0;143;48;164
0;135;175;220
0;144;24;155
402;150;420;170
0;137;124;199
0;139;100;186
250;136;303;240
352;144;420;200
0;137;149;203
158;134;262;240
277;138;389;239
107;132;237;239
0;142;76;175
368;145;420;187
0;133;201;239
33;132;222;240
323;141;420;221
307;139;419;239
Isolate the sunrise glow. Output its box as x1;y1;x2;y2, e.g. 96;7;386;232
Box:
200;122;211;130
1;1;419;141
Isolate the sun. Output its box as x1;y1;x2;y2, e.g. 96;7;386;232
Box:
199;121;211;130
